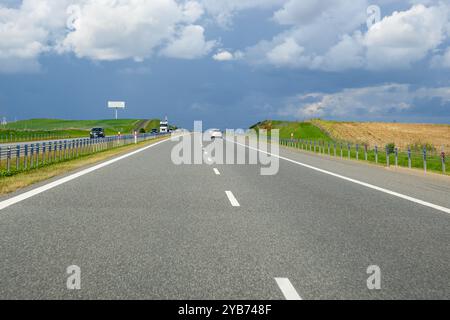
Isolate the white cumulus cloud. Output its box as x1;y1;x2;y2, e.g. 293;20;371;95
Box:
0;0;216;72
245;1;450;71
161;25;216;59
61;0;212;61
212;50;243;61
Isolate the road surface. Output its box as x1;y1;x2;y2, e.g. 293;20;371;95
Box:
0;137;449;299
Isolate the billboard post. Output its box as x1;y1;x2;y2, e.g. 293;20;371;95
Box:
108;101;126;120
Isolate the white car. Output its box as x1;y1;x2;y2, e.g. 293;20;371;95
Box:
207;129;223;140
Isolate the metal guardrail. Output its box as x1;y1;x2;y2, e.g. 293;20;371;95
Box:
280;139;447;175
0;133;168;175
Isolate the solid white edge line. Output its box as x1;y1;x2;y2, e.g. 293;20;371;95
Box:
225;191;240;207
0;138;170;211
232;140;450;215
275;278;302;300
213;168;221;175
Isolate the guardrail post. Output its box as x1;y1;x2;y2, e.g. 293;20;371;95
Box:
43;143;46;165
395;148;398;167
30;144;34;168
375;145;378;164
36;143;40;167
6;146;11;172
24;145;28;169
356;144;359;160
16;145;20;170
340;143;343;158
53;142;57;162
347;143;351;159
408;147;411;168
7;146;11;173
386;146;390;167
423;148;427;173
364;145;368;161
333;143;336;157
47;142;52;163
328;142;331;156
442;151;446;173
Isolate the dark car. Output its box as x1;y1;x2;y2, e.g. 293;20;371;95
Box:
151;128;159;134
90;127;105;139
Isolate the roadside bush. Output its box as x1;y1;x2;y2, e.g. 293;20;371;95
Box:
139;128;146;134
385;142;396;154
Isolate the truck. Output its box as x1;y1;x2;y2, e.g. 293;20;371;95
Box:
160;117;169;133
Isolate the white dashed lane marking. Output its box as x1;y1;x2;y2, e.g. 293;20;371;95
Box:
225;191;240;207
275;278;302;300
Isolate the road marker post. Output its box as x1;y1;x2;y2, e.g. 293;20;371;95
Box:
30;144;34;168
408;147;411;168
16;145;20;169
423;148;427;173
6;146;11;173
395;148;398;167
375;146;378;164
441;151;446;173
36;143;40;168
386;147;390;167
43;143;47;165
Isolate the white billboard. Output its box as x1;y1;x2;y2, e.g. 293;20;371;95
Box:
108;101;126;109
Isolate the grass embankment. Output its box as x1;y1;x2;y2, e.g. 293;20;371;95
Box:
0;136;169;196
143;119;162;132
250;120;333;141
253;119;448;175
1;118;161;142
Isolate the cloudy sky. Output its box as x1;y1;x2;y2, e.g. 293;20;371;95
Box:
1;0;450;129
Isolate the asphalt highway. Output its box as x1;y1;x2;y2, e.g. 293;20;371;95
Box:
0;137;448;299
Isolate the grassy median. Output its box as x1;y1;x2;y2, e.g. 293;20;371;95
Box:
0;136;169;196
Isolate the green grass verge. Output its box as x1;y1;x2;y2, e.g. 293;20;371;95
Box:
251;120;333;141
